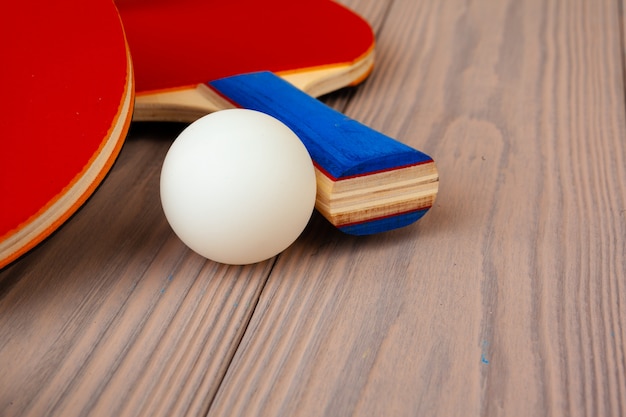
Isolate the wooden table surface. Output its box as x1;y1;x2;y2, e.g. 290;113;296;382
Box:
2;0;626;415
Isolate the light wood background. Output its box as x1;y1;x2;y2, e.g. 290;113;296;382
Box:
1;0;625;415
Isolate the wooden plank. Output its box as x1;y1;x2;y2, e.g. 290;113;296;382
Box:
208;0;626;415
0;125;273;417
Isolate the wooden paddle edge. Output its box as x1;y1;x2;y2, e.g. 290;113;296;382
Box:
0;51;135;270
130;46;375;123
314;160;439;234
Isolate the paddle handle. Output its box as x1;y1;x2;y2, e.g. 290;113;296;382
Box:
207;72;438;235
207;72;432;179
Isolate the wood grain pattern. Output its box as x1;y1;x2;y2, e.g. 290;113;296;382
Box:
0;126;274;417
209;0;626;415
1;0;626;416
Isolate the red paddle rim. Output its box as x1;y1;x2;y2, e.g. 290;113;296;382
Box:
132;44;375;97
0;1;134;268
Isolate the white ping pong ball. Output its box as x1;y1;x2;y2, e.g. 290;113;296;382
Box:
160;109;316;265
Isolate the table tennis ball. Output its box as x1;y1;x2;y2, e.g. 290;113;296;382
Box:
160;109;316;265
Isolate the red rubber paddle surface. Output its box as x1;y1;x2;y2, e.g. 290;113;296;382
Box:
0;0;133;267
117;0;374;93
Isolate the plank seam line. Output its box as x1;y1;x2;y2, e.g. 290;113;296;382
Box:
202;257;278;416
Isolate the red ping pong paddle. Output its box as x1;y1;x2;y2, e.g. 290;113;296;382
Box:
117;0;375;121
118;0;438;235
0;0;134;268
